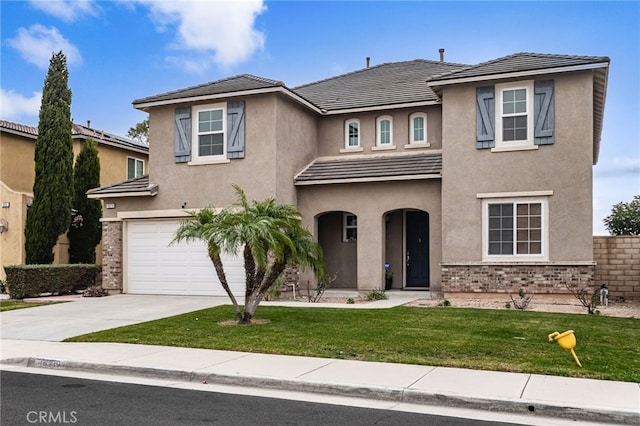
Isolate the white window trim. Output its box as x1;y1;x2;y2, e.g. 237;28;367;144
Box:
343;212;357;243
494;80;534;151
127;157;145;179
409;112;428;145
190;102;227;164
481;197;549;262
376;115;393;147
344;118;360;149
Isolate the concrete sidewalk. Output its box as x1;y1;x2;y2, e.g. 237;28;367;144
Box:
1;294;638;424
1;339;638;425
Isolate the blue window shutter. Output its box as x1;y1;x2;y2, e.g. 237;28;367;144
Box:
476;86;495;149
227;101;245;159
534;80;554;145
174;107;191;163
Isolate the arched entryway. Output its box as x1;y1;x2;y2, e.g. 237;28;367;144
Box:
316;211;358;289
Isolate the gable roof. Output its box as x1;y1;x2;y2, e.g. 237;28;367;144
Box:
427;52;610;84
0;120;149;155
293;60;467;113
427;52;610;164
294;152;442;185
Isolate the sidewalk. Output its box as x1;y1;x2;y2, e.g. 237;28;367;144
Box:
1;295;639;424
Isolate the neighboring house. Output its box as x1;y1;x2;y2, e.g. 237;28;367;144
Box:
0;120;149;279
88;52;609;297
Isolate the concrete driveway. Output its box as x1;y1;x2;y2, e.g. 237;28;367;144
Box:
1;295;230;341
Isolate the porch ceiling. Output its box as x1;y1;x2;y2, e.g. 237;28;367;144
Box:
294;153;442;186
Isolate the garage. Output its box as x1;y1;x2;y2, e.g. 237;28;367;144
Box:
126;220;245;297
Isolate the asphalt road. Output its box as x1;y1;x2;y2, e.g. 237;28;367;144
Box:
1;371;520;426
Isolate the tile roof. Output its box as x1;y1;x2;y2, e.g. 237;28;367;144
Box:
133;74;284;106
293;60;467;112
428;52;610;83
0;120;149;154
87;175;157;198
294;153;442;185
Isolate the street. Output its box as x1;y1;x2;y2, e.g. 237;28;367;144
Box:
1;371;519;426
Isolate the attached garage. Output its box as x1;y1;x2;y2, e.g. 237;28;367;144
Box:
126;220;245;297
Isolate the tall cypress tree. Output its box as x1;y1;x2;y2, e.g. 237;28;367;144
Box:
25;51;74;264
68;138;102;263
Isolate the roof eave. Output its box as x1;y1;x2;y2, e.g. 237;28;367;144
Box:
134;86;322;114
322;100;441;115
87;188;158;199
294;174;442;186
427;62;610;90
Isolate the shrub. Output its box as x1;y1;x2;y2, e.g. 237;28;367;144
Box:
346;298;355;304
365;290;388;301
5;264;101;299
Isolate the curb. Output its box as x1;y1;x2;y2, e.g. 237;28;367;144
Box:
2;357;638;425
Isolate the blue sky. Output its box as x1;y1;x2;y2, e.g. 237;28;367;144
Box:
1;0;638;234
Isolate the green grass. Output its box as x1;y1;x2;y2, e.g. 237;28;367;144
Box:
66;305;640;382
0;300;61;311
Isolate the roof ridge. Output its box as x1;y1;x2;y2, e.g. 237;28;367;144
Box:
293;59;467;90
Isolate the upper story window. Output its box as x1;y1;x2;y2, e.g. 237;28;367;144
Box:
410;113;428;144
482;197;548;261
192;103;226;161
376;115;393;146
496;81;534;148
344;119;360;148
127;157;144;179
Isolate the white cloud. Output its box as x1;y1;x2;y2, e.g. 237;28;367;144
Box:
7;25;82;70
29;0;100;22
137;0;266;71
0;89;42;121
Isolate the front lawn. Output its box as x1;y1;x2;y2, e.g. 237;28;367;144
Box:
66;305;640;382
0;300;60;311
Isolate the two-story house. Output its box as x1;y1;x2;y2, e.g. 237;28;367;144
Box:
88;52;609;297
0;120;149;279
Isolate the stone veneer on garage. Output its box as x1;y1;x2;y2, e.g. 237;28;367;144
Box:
100;221;123;292
440;263;594;294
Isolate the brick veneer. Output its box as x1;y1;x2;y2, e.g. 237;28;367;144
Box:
593;236;640;301
101;220;123;292
441;263;594;294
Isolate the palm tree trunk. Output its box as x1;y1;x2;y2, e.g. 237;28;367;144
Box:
243;244;256;298
241;260;288;323
208;245;242;320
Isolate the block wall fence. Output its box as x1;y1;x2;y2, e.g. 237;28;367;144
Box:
593;236;640;301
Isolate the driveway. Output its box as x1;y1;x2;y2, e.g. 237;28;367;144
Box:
1;295;229;341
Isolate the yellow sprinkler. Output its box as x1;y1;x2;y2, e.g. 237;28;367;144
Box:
548;330;582;367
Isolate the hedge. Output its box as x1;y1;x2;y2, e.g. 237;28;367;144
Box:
5;264;102;299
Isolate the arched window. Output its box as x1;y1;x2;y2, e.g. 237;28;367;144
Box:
344;119;360;148
410;113;427;144
376;115;393;146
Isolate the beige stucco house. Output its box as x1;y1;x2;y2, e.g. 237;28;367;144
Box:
0;120;149;279
88;52;609;297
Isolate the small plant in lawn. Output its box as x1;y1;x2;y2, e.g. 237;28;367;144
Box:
440;299;451;307
365;290;387;301
346;298;355;304
308;273;336;303
504;302;511;309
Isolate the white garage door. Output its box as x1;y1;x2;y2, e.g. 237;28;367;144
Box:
126;220;245;296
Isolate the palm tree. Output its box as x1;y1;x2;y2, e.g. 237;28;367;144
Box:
172;185;324;323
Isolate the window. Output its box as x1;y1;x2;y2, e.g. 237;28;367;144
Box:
127;157;144;179
376;116;393;146
192;103;226;161
482;198;547;261
343;213;357;242
344;119;360;148
496;81;534;147
410;113;427;144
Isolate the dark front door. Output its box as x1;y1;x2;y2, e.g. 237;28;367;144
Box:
406;211;429;288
